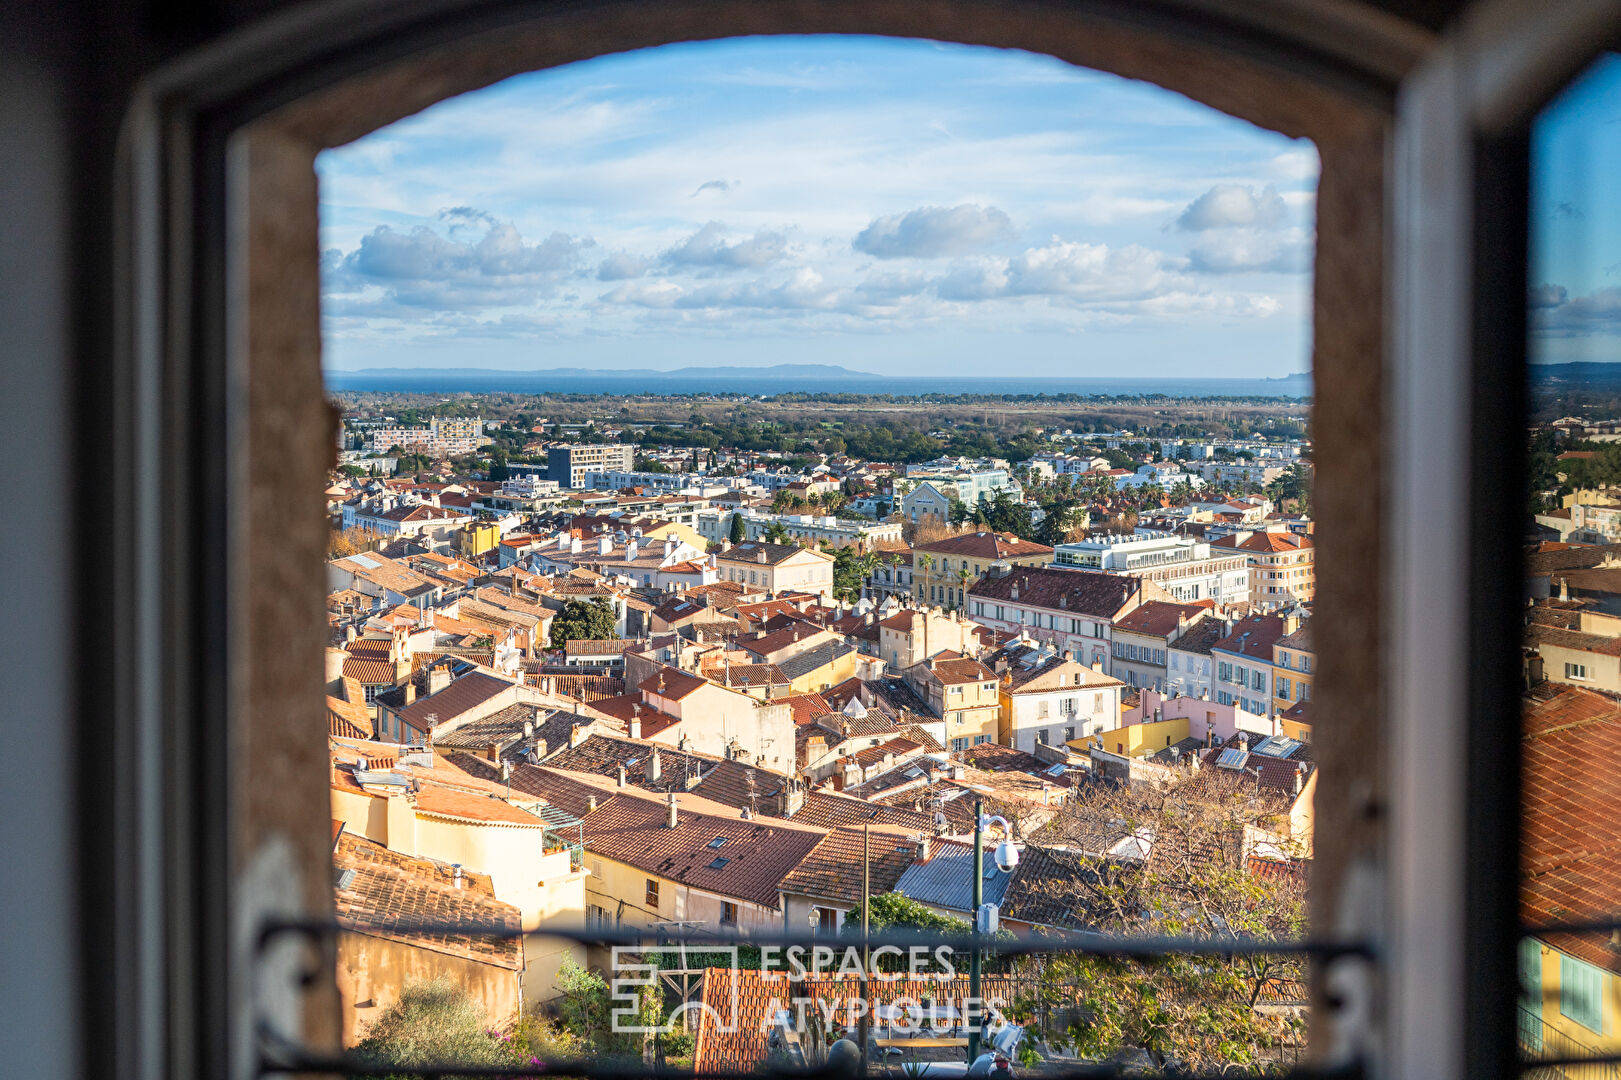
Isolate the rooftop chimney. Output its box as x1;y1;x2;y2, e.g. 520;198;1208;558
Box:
617;766;627;788
427;665;452;697
667;791;679;828
452;864;464;889
587;794;598;813
403;683;416;706
649;748;662;782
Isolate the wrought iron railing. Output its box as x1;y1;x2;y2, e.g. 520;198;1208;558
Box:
1519;1006;1621;1080
255;919;1368;1079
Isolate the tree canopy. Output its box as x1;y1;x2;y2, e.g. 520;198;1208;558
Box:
549;598;618;648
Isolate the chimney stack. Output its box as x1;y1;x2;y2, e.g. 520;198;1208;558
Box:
427;665;451;697
667;791;679;828
587;794;598;813
403;683;416;706
649;748;662;782
452;864;464;889
617;766;627;788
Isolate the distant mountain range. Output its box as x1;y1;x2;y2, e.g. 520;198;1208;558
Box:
332;363;873;380
1530;362;1621;386
324;364;1312;399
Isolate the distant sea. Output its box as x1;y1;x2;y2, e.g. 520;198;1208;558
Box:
326;365;1312;400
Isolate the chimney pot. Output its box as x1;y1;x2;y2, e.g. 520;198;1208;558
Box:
667;791;679;828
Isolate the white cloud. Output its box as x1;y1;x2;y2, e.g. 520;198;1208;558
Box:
595;252;655;281
1186;228;1312;274
1175;184;1288;231
326;218;593;311
853;204;1014;259
1532;285;1621;335
662;222;790;270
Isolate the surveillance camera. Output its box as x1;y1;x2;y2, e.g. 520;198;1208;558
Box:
993;840;1020;873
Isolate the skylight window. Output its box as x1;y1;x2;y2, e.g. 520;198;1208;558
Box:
707;836;728;848
707;857;731;870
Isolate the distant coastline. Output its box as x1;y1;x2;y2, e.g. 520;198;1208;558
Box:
326;363;1313;400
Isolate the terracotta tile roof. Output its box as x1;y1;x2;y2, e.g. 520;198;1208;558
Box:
584;692;682;740
686;580;759;609
1275;621;1314;653
342;656;399;685
1522;686;1621;974
412;783;548;827
432;703;578;754
741;623;830;659
327;682;374;741
998;844;1121;930
913;531;1053;560
1112;601;1210;639
543;733;719;794
690;758;789;810
1212;614;1291;661
777;641;855;681
693;970;1022;1072
1193;747;1313;797
788;792;935;832
920;656;994;685
639;664;710;701
780;828;922;903
577;792;827;907
1279;699;1313;726
333;832;522;970
651;596;709;624
716;541;822;567
533;673;626;702
1170;618;1228;657
779;692;835;726
968;567;1143;618
1526;543;1621;575
1211;531;1313;553
715;663;791;690
565;638;635;656
389;671;516;730
1525;621;1621;658
989;645;1120;694
332;554;437;596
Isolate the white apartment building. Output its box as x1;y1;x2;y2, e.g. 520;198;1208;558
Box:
988;641;1125;751
696;508;904;550
363;415;486;456
1052;531;1250;605
1199;461;1287;486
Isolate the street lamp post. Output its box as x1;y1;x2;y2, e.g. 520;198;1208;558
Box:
969;799;984;1064
967;803;1019;1065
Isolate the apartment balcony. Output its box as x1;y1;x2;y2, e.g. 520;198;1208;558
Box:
1519;1007;1621;1080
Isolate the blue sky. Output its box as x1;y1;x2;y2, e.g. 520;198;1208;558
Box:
1531;52;1621;366
318;35;1319;377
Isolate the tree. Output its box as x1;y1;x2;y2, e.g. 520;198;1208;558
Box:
354;979;513;1073
728;512;746;544
549;598;618;648
832;546;878;603
328;526;373;559
1015;769;1308;1072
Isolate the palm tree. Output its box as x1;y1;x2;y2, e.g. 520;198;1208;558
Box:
954;565;973;610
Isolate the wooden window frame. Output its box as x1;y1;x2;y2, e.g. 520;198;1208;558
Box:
108;2;1618;1080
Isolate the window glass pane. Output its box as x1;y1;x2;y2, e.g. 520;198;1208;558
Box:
1524;51;1621;1071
